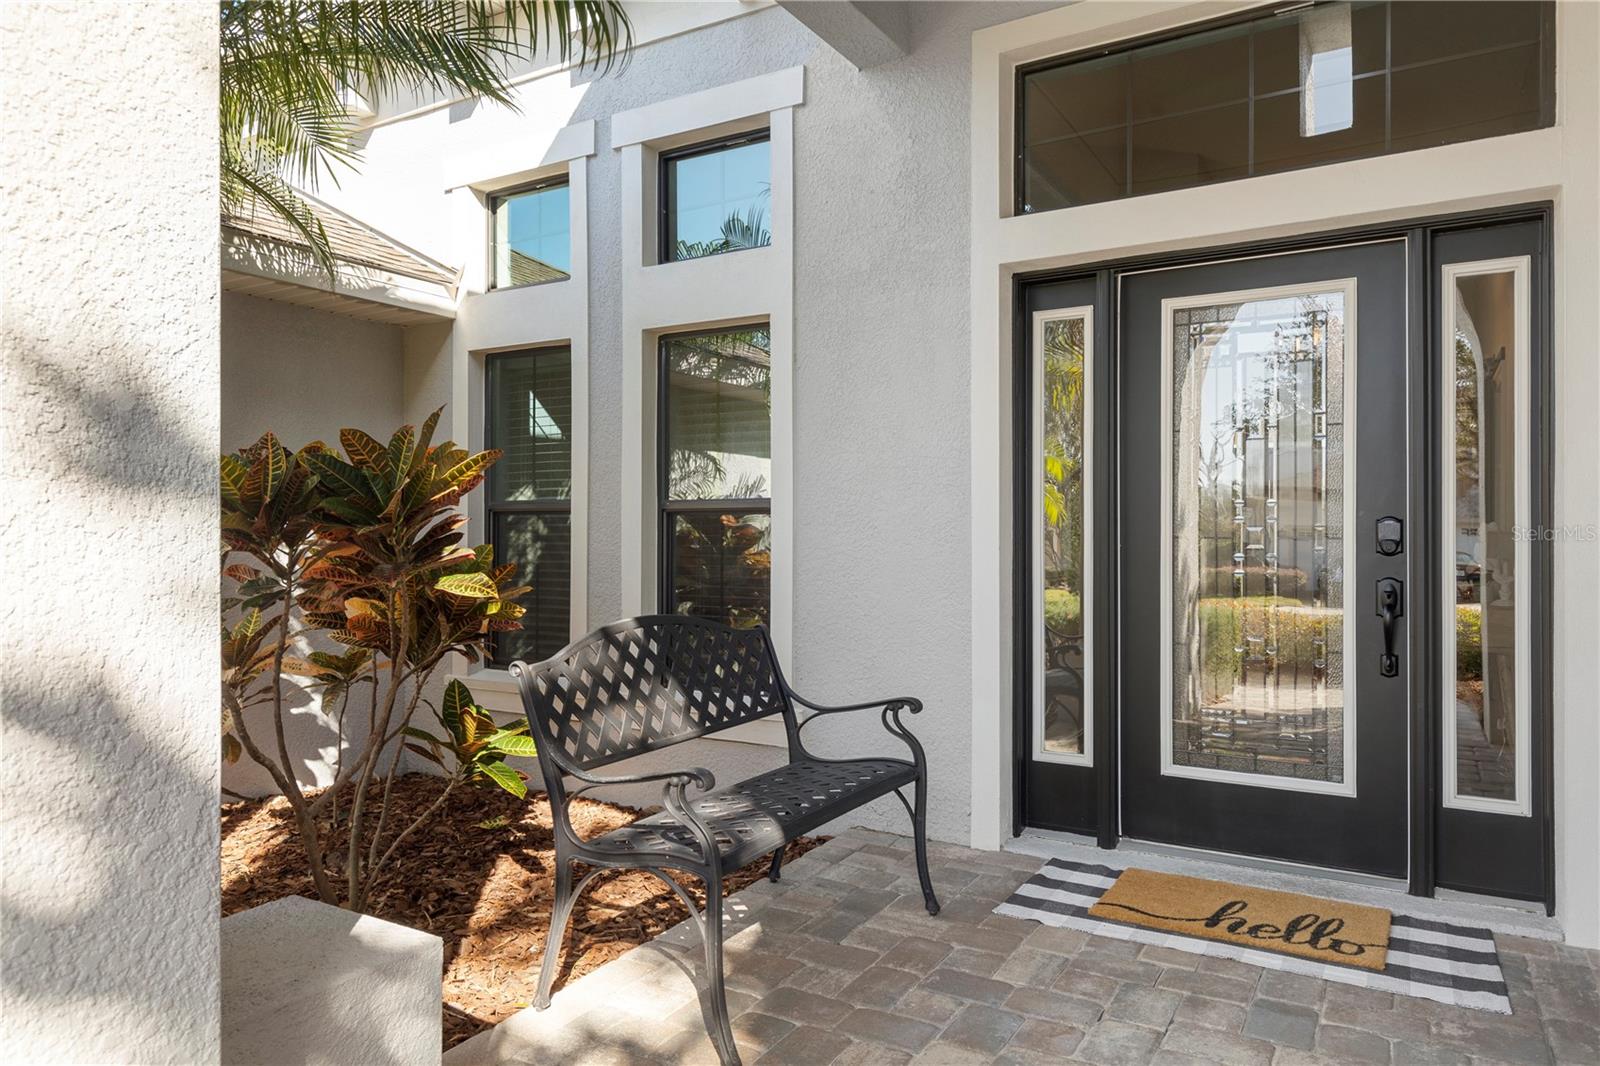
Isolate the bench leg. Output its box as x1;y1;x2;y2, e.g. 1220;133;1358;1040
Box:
534;858;576;1009
912;775;941;916
766;847;784;882
699;877;742;1066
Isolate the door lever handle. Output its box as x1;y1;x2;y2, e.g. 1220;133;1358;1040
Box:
1376;577;1404;678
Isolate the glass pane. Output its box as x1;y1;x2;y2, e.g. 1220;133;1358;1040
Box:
1254;75;1387;177
487;349;571;503
1041;316;1088;757
1016;1;1553;213
1450;269;1520;804
1022;128;1127;214
1170;290;1348;787
1390;0;1545;67
1389;44;1544;154
1131;103;1249;197
664;327;771;501
1130;25;1248;122
668;510;770;629
667;137;772;261
492;512;571;664
493;183;570;287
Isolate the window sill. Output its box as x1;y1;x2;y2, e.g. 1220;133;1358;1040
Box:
487;276;572;293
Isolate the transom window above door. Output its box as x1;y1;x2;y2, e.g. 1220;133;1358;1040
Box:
1017;0;1555;213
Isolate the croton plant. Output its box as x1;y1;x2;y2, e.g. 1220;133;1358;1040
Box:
220;408;534;911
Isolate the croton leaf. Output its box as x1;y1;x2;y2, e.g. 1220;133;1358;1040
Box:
300;450;368;499
486;732;536;756
435;573;499;599
340;428;391;473
440;451;500;489
477;759;527;798
440;679;471;738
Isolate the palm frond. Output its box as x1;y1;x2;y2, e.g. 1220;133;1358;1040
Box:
219;1;632;275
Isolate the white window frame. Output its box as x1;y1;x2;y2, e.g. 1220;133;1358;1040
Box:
616;68;802;747
1032;306;1095;767
442;122;594;712
1440;255;1534;818
1157;278;1360;798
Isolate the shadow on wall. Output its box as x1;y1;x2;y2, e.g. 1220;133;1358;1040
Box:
6;347;220;1059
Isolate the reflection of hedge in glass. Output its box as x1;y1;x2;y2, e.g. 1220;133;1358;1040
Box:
670;512;770;628
1190;597;1486;705
1043;588;1081;633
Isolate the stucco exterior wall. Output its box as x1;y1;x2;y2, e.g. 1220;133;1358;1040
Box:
1;3;221;1061
221;292;405;452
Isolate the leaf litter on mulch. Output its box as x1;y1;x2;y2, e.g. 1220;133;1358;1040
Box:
220;773;826;1051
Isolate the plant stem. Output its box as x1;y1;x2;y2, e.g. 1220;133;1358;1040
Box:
361;776;459;909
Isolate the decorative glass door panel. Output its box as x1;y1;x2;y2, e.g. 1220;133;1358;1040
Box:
1162;282;1357;794
1124;244;1406;876
1034;308;1093;764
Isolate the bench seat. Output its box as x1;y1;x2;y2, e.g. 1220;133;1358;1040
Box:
591;757;917;869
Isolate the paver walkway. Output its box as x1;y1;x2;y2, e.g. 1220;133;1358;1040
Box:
446;829;1600;1066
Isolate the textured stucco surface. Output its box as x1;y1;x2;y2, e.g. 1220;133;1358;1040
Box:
222;896;443;1066
221;291;405;453
1;3;222;1062
221;292;407;796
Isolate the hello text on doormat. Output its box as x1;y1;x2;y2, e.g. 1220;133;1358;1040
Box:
1087;867;1392;972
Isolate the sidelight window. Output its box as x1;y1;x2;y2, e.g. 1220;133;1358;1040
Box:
1033;308;1094;764
1441;257;1532;816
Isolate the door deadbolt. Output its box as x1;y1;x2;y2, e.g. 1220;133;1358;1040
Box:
1376;516;1404;556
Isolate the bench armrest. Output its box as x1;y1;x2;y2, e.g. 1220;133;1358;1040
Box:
787;689;928;769
566;764;717;792
789;691;924;719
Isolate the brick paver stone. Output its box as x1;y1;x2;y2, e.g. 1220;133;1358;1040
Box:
835;1007;941;1054
1242;999;1317;1050
940;1005;1025;1055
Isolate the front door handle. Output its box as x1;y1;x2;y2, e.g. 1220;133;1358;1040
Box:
1376;577;1404;678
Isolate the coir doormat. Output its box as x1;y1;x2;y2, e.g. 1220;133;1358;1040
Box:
995;858;1512;1013
1087;867;1391;971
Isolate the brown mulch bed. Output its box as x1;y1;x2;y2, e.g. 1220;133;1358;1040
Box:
221;774;826;1051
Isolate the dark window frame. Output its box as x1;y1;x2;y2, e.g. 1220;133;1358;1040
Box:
656;325;773;619
484;345;573;666
658;129;772;264
1013;1;1557;215
489;175;572;291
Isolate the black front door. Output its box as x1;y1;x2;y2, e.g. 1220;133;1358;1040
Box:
1119;241;1410;877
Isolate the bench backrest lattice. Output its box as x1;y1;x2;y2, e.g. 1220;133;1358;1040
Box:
516;616;793;782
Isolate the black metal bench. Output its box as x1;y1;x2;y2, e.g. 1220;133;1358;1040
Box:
511;615;939;1066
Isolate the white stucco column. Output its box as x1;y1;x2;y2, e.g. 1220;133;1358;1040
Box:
1;2;222;1061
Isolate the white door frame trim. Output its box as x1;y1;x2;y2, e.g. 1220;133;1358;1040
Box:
968;0;1600;949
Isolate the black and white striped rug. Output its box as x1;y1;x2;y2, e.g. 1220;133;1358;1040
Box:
995;859;1512;1014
